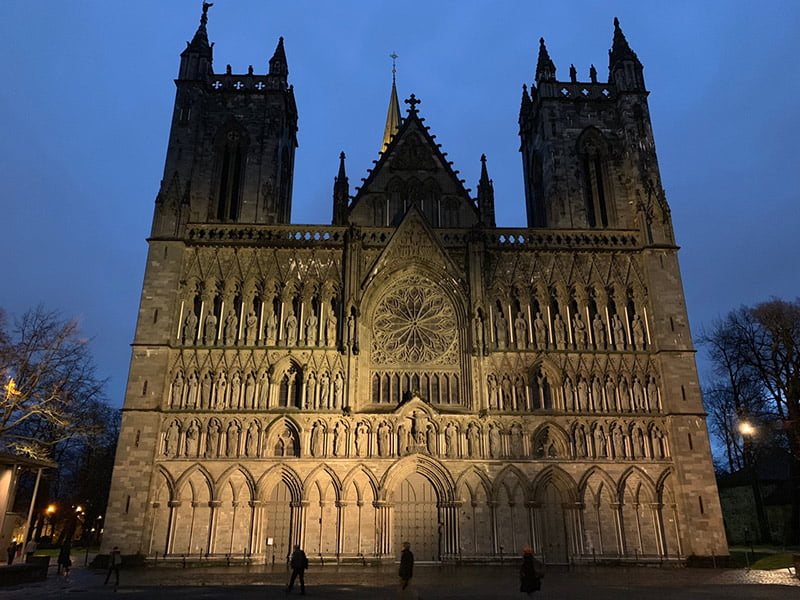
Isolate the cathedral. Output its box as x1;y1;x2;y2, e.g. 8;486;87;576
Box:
103;6;728;564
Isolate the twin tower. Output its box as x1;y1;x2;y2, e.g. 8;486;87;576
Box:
153;6;671;246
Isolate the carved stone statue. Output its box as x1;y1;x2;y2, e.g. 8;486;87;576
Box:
245;312;258;345
605;376;616;411
319;372;330;409
631;314;646;349
495;310;508;349
573;313;587;349
226;422;239;457
311;422;324;457
325;314;337;346
514;376;526;410
514;312;527;350
265;311;277;344
563;378;575;412
647;377;659;410
182;311;198;344
333;422;345;457
305;312;318;346
354;423;367;457
473;314;485;354
501;376;513;410
205;421;219;458
632;376;645;411
445;423;457;457
164;421;179;456
203;312;217;345
467;424;481;457
487;374;498;409
285;312;298;346
612;314;626;351
171;371;185;409
577;377;589;412
377;422;390;457
187;372;198;409
534;312;547;348
488;425;502;458
224;309;238;345
593;313;607;350
553;314;566;350
333;373;343;408
245;422;258;457
347;314;356;349
185;422;199;457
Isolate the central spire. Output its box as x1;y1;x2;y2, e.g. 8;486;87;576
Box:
381;52;401;153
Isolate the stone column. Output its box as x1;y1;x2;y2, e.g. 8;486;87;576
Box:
249;500;263;556
165;500;181;555
487;500;499;554
650;502;666;557
335;501;346;558
611;502;625;556
207;499;222;555
374;501;392;556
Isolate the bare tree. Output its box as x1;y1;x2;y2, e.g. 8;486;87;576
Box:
0;306;108;459
700;298;800;543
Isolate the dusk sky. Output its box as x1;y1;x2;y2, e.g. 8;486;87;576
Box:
1;1;798;409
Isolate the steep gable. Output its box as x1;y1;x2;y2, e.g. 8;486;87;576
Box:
348;95;479;228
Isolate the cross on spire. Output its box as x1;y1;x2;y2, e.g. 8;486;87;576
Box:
390;52;398;85
404;94;421;114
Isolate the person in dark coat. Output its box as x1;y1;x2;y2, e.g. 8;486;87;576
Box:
519;546;540;595
57;542;72;576
6;541;16;565
398;541;414;590
104;546;121;586
286;544;308;594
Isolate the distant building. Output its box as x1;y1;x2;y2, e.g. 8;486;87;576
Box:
103;7;727;563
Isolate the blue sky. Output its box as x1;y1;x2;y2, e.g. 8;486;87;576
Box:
1;1;798;407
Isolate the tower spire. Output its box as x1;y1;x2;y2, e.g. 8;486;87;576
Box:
382;53;402;153
269;37;289;78
332;152;350;225
477;154;496;227
179;2;214;80
535;37;556;83
608;17;645;91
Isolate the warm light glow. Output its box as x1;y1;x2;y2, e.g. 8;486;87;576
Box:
739;422;756;436
75;505;83;513
46;505;56;514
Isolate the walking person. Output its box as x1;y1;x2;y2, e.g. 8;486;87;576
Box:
286;544;308;595
519;546;541;596
104;546;122;587
398;541;414;591
6;541;15;565
57;542;72;576
24;538;37;561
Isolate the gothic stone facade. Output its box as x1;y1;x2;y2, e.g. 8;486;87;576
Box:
103;11;728;563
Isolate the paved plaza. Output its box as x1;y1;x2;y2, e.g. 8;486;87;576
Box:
1;562;797;599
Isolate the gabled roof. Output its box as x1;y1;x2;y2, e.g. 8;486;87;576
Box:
362;203;465;291
349;95;478;221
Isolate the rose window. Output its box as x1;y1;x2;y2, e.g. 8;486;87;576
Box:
371;275;458;365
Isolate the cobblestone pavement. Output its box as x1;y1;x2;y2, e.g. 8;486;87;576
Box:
1;562;797;599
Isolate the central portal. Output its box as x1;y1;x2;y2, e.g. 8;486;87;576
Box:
394;472;439;561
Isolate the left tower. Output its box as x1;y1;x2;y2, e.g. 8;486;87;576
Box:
153;3;297;234
103;5;297;552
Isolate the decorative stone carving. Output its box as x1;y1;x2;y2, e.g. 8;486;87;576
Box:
372;274;458;365
514;312;528;350
592;313;607;349
245;312;258;345
553;314;566;350
534;312;547;349
182;311;198;344
224;309;238;345
573;313;587;349
495;310;508;349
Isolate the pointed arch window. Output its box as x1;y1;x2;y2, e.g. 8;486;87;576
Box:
578;128;614;228
216;126;248;222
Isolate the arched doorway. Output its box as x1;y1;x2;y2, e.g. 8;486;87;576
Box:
263;480;292;563
394;473;439;561
537;482;569;564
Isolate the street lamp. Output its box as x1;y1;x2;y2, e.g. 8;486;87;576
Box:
739;419;770;544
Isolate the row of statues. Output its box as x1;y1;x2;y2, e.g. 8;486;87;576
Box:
486;372;660;413
161;414;669;462
168;368;345;411
475;310;647;353
180;306;357;348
